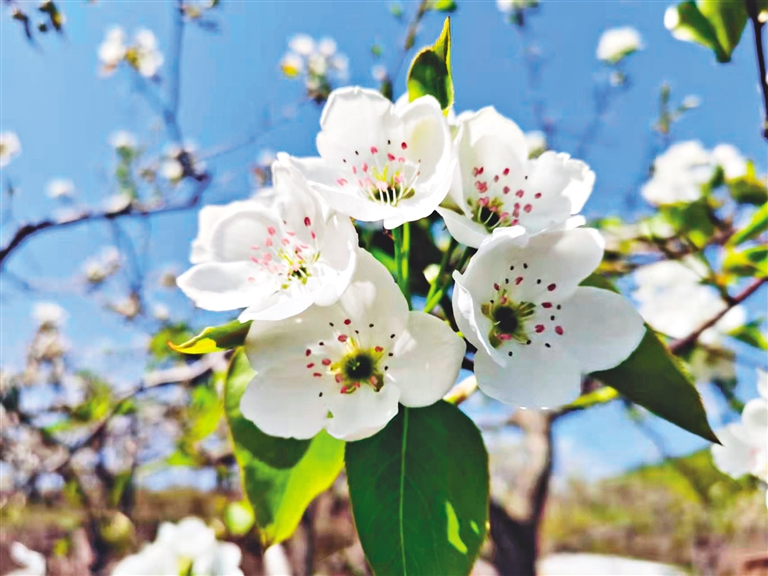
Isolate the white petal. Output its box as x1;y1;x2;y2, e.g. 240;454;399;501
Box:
437;207;489;248
456;107;528;168
757;369;768;399
474;344;582;408
711;424;754;478
209;207;282;263
177;262;277;312
238;288;315;322
310;214;358;306
325;384;400;441
239;370;329;440
741;398;768;446
525;151;595;224
552;287;646;373
190;204;235;264
388;312;466;407
396;95;453;186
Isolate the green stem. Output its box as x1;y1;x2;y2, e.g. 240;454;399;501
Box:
424;247;472;313
393;223;412;307
425;236;458;305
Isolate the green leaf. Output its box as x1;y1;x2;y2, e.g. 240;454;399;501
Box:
660;198;716;248
723;246;768;277
169;319;252;355
346;402;489;576
666;0;747;63
225;500;256;536
407;17;454;111
728;161;768;206
728;202;768;246
728;319;768;350
580;276;718;443
224;350;345;547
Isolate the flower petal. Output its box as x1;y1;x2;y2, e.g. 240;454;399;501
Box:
177;262;277;312
551;287;646;373
437;207;490;249
456;107;528;169
711;423;754;478
209;207;282;263
474;343;582;408
388;311;466;407
325;384;400;441
239;370;330;440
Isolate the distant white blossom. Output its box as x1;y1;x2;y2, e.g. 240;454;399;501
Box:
371;64;388;82
104;193;133;214
46;178;76;200
596;27;643;64
153;304;170;321
98;27;127;75
525;130;547;158
9;542;46;576
497;0;539;14
712;143;748;180
83;246;121;284
33;302;68;329
109;131;138;151
681;95;701;109
288;33;315;56
280;34;349;100
640;141;713;205
0;131;22;168
98;27;163;78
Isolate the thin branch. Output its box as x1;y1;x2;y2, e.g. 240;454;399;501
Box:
746;0;768;140
0;174;210;270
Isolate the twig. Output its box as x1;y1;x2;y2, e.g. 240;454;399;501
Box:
746;0;768;139
0;174;210;269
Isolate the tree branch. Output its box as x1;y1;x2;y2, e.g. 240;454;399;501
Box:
746;0;768;139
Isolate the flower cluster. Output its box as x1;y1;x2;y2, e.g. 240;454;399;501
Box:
0;131;22;168
596;27;643;64
179;86;645;440
111;517;243;576
98;27;164;78
280;34;349;102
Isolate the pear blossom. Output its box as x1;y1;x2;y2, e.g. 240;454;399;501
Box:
108;130;138;151
8;542;46;576
437;107;594;248
240;251;466;441
596;27;643;64
711;371;768;494
153;304;170;321
712;143;747;180
288;33;316;56
98;27;127;75
130;29;164;78
453;228;645;408
46;178;75;199
178;160;358;322
633;259;746;346
33;302;68;328
640;141;713;205
83;246;121;284
0;131;22;168
104;193;133;214
280;52;304;77
525;130;547;158
112;517;243;576
287;87;454;229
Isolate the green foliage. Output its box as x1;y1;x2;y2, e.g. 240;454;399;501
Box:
407;18;454;112
224;500;255;536
429;0;458;12
728;201;768;246
728;319;768;350
728;161;768;205
666;0;747;63
723;245;768;277
168;319;251;355
660;198;716;248
346;402;489;576
150;323;195;360
581;276;718;443
224;350;345;546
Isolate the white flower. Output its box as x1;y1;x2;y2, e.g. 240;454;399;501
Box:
98;26;127;75
330;54;349;80
280;52;304;77
104;193;133;214
177;160;358;322
497;0;538;13
525;130;547;158
46;178;75;199
0;131;22;168
240;251;465;441
633;259;746;346
596;26;643;64
83;246;121;284
318;37;337;57
286;87;454;230
160;158;184;182
371;64;388;82
33;302;68;329
9;542;46;576
112;517;243;576
307;52;329;76
289;33;315;56
131;29;164;78
263;544;292;576
681;95;701;109
712;372;768;485
712;143;747;180
109;130;138;151
437;107;594;248
640;140;714;205
453;227;645;408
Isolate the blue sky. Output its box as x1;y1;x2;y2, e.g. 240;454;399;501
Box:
2;0;766;487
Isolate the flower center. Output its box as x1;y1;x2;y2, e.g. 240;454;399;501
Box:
482;293;536;348
247;218;320;289
336;141;422;207
465;164;545;231
343;351;375;381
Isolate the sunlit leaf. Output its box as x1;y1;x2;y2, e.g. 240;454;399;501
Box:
224;350;345;547
665;0;747;63
728;202;768;246
168;319;251;355
407;17;454;111
723;246;768;278
728;161;768;206
346;402;489;576
728;319;768;350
